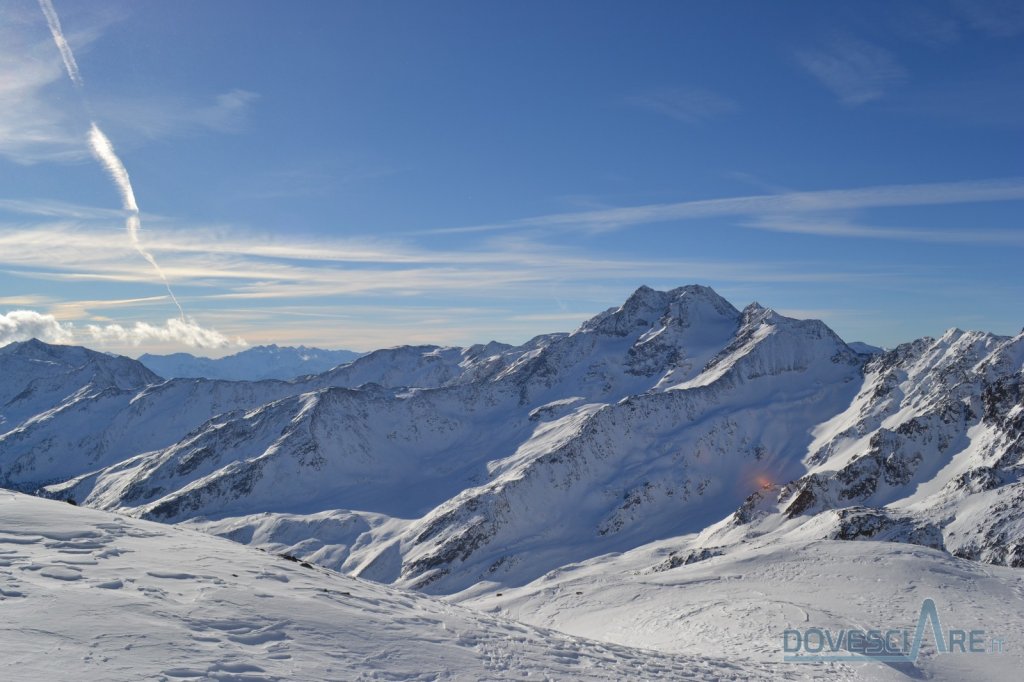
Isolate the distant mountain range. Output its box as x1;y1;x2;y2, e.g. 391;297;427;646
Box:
2;284;1022;601
138;344;363;381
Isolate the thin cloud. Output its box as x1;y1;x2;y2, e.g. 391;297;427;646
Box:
953;0;1024;37
797;37;908;105
0;31;88;164
37;0;187;323
427;177;1024;235
94;89;260;139
0;198;127;220
87;123;185;318
887;5;961;47
37;0;83;87
0;12;256;165
2;177;1015;352
746;216;1024;245
49;295;171;321
193;89;259;133
0;220;887;297
627;87;737;123
0;295;50;307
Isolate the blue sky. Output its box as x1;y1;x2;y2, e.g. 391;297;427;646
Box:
0;0;1022;355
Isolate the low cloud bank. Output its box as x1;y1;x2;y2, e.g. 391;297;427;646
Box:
0;310;75;345
0;310;245;350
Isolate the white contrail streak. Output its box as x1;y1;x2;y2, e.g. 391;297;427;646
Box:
87;124;185;319
38;0;185;321
37;0;83;88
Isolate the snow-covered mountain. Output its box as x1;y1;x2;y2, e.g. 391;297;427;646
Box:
0;340;527;492
4;284;1024;679
138;344;363;381
680;327;1024;569
0;338;160;431
3;285;1023;605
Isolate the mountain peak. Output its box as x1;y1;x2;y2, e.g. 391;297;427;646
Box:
739;302;781;328
581;284;739;337
2;337;62;357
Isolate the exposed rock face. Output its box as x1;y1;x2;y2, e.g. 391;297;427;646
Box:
702;329;1024;571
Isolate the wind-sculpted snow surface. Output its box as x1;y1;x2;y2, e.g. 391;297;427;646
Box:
3;490;786;681
458;537;1024;681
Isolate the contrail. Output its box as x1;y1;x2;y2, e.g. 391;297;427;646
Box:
37;0;185;321
37;0;83;87
87;124;185;319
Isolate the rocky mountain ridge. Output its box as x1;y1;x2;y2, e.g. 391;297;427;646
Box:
1;285;1021;597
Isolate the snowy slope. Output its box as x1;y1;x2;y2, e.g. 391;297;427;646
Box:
314;341;525;390
0;342;521;492
176;302;1024;598
0;489;797;681
57;286;871;596
458;536;1024;681
4;285;1024;612
0;374;343;491
677;328;1024;572
138;345;363;382
0;339;159;431
38;286;748;528
385;303;862;593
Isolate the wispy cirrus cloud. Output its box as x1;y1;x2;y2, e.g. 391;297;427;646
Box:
0;217;891;351
0;9;257;165
0;295;50;308
3;176;1021;309
2;174;1019;351
745;216;1024;245
0;27;89;163
889;0;1024;44
0;198;128;220
953;0;1024;37
627;87;737;123
425;177;1024;235
887;5;962;47
48;295;172;321
93;89;260;140
796;37;908;105
0;214;890;296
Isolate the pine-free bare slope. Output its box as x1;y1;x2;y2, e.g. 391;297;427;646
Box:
1;490;784;681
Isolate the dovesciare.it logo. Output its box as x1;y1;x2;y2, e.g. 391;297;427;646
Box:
783;599;1007;663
